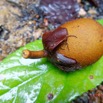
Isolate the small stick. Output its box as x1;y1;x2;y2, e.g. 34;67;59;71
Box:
22;50;48;59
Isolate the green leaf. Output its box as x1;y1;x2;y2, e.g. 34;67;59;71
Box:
97;19;103;25
0;20;103;103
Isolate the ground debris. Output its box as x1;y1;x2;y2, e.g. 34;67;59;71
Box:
72;82;103;103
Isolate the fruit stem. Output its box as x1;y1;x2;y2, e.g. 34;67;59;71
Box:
22;50;48;59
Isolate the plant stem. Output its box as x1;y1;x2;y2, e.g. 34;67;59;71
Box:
22;50;48;59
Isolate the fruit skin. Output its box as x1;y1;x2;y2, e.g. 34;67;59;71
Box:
42;18;103;72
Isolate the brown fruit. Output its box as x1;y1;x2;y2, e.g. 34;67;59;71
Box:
22;18;103;72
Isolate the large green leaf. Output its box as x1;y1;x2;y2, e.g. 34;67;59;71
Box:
0;20;103;103
97;19;103;25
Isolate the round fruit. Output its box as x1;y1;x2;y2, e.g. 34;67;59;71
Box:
22;18;103;72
